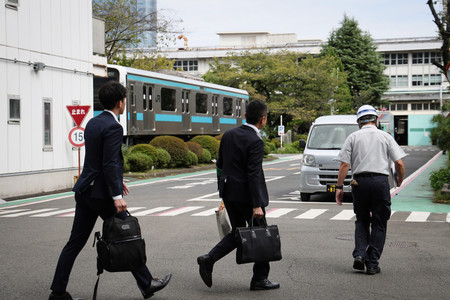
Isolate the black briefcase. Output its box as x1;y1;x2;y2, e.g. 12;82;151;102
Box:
235;216;282;264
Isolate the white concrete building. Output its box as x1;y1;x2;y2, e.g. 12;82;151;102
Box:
0;0;107;199
158;32;448;146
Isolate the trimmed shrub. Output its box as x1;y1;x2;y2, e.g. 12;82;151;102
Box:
129;144;158;163
271;138;281;148
127;152;153;172
215;134;223;141
265;141;276;152
150;136;190;167
187;150;198;166
191;135;220;160
155;148;171;168
186;141;203;161
430;166;450;191
123;156;130;173
263;144;271;156
200;148;212;163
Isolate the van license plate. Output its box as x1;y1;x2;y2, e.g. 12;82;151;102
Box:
327;184;337;193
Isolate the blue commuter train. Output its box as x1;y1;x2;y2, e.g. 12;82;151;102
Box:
94;65;249;144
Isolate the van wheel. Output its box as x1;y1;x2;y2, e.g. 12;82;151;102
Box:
300;193;311;201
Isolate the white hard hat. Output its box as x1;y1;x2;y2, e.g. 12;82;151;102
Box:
357;105;377;120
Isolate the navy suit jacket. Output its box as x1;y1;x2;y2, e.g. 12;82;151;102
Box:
73;111;124;200
216;124;269;208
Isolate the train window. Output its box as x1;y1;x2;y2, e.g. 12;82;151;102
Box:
212;95;218;115
182;91;190;113
130;84;135;106
143;86;147;110
223;97;233;116
161;88;176;111
196;93;208;114
236;99;242;117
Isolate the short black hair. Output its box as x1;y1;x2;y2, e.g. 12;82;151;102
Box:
245;100;268;125
98;81;127;110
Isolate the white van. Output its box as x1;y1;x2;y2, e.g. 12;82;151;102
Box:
299;115;359;201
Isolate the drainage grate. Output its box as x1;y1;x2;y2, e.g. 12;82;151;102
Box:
386;242;417;248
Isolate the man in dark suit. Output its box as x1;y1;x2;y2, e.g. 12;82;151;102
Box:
49;81;171;300
197;100;280;291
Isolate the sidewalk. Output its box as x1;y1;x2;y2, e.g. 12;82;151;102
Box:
391;151;450;213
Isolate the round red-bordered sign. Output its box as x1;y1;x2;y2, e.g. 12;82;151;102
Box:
68;127;85;147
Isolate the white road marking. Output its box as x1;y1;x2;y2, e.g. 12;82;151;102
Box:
133;207;173;216
154;206;204;216
295;209;328;219
330;209;355;220
406;212;430;222
1;208;57;217
266;208;296;218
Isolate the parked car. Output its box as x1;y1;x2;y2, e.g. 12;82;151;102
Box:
299;115;359;201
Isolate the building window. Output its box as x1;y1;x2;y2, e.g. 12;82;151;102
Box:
389;75;408;87
411;103;423;110
413;52;441;64
390;104;396;111
195;93;208;114
396;103;408;110
423;103;429;110
161;88;176;111
8;96;20;123
43;99;52;148
430;103;440;110
412;75;423;86
173;60;198;71
382;53;408;65
5;0;19;9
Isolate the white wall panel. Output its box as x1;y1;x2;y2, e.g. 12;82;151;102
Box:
29;0;41;53
0;4;5;44
60;0;71;58
5;4;19;47
70;0;80;59
17;0;30;49
51;0;62;56
41;0;53;55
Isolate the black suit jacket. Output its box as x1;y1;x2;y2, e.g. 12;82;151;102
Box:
216;124;269;208
73;111;124;199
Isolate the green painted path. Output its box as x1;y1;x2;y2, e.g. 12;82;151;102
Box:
391;152;450;213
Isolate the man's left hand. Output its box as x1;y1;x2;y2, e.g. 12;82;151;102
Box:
123;181;130;196
335;189;344;206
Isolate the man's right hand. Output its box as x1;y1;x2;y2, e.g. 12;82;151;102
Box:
253;207;264;219
114;198;127;213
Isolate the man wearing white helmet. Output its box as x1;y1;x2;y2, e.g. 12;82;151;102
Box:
335;104;406;275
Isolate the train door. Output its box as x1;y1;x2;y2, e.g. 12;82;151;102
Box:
127;81;138;134
394;116;408;145
182;90;191;132
236;98;244;125
143;84;155;131
212;94;219;132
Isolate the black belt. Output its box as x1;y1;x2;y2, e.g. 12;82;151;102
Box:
354;173;388;178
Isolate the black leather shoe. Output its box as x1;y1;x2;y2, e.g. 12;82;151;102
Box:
48;291;73;300
353;256;365;271
250;279;280;291
366;266;381;275
197;254;214;288
142;274;172;299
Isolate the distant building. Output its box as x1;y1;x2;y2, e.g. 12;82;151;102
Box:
136;0;157;48
158;32;449;146
0;0;107;199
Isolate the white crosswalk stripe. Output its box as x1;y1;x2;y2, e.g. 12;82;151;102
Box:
191;208;217;216
133;207;173;216
330;209;355;220
295;209;328;219
266;208;296;218
154;206;204;216
406;212;430;222
31;208;75;217
0;209;29;215
1;208;57;217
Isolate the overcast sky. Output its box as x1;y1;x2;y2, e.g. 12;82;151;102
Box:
158;0;440;47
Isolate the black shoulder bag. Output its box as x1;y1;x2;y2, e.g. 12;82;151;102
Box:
92;211;147;299
235;215;282;264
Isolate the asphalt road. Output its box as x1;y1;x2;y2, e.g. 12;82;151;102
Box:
0;147;448;299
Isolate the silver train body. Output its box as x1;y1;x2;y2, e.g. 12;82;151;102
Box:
94;65;249;143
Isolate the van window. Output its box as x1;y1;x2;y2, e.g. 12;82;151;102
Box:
307;124;358;150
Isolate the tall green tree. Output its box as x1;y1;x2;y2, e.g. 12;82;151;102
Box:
93;0;182;61
321;15;389;108
427;0;450;80
430;104;450;151
113;53;175;71
203;50;351;135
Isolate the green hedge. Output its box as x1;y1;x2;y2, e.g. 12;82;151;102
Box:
129;144;158;164
430;166;450;191
127;152;153;172
200;148;212;163
186;141;203;161
155;148;171;168
150;136;190;168
190;135;220;160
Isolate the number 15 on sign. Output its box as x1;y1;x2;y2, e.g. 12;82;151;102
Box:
69;127;85;147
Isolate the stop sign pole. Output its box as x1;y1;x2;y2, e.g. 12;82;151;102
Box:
67;105;91;177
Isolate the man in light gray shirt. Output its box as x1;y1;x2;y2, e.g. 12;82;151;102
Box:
335;105;406;275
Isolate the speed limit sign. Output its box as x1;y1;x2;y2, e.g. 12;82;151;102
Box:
68;127;85;147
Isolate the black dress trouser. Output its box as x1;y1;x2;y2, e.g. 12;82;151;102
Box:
208;201;270;280
50;188;153;292
351;174;391;268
